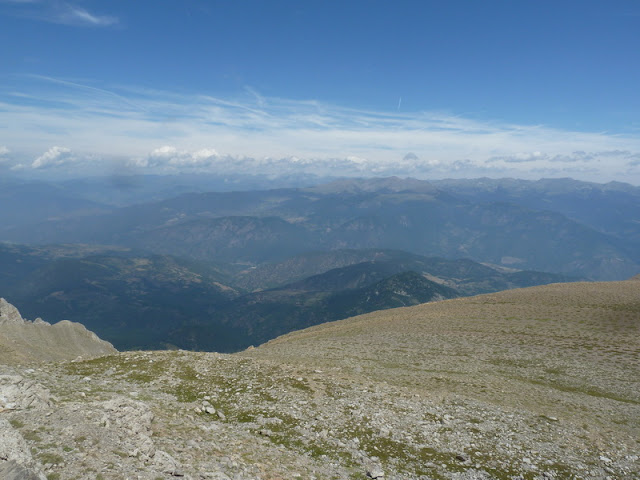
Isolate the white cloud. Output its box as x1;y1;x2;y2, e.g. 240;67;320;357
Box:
0;145;8;156
488;152;545;163
628;156;640;167
132;146;221;170
1;75;640;183
31;146;75;169
489;150;640;170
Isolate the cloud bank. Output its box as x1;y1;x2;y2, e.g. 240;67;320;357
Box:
1;75;640;183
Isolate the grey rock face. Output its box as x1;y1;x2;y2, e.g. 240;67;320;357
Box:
0;298;117;364
0;375;52;411
0;460;47;480
0;298;25;325
0;419;47;480
101;396;157;461
153;450;183;476
0;299;50;326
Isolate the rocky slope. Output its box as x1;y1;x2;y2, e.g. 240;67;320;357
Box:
0;281;638;479
0;298;116;364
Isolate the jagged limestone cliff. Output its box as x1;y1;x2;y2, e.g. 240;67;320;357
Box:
0;298;116;364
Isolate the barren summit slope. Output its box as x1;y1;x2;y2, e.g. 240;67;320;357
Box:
243;280;639;476
0;282;638;479
248;280;640;416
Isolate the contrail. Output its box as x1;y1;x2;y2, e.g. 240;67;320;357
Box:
397;97;402;110
24;74;144;111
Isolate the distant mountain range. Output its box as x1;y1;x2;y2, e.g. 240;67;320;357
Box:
431;177;640;244
1;176;637;280
0;244;574;352
1;175;638;352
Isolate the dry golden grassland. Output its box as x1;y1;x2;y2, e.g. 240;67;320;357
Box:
247;281;640;438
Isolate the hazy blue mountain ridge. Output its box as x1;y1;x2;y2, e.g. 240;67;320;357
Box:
431;177;640;249
1;176;638;279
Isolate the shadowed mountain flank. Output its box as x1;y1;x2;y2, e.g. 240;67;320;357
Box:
1;244;575;352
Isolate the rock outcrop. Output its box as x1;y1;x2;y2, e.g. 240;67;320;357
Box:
0;418;47;480
0;298;116;364
0;298;25;325
0;373;50;479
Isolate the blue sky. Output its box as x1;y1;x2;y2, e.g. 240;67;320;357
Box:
1;0;640;183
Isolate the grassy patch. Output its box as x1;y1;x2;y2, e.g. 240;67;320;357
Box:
9;418;25;428
521;377;639;405
23;430;43;442
38;452;64;465
288;377;313;392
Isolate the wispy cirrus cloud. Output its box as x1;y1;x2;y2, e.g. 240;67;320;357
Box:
1;74;640;183
0;1;118;27
57;5;117;26
487;150;640;166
